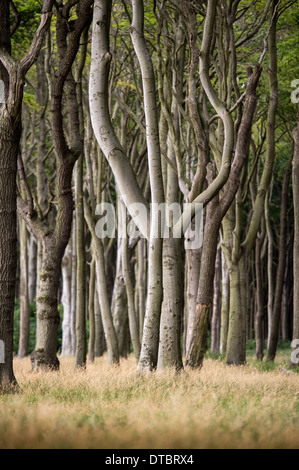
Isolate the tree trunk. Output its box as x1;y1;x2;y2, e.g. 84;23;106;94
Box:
220;249;229;354
267;157;292;361
186;193;220;368
88;257;95;362
122;236;141;361
226;263;246;365
28;235;37;304
211;248;221;354
61;244;72;356
31;241;62;370
137;239;146;343
255;230;265;361
75;155;87;369
18;219;30;358
291;120;299;367
157;238;183;370
94;281;106;357
0;116;20;389
112;237;129;358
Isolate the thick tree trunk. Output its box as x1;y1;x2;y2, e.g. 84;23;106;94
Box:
0;116;20;389
31;241;62;370
184;246;201;357
226;263;246;365
185;196;220;368
157;238;183;370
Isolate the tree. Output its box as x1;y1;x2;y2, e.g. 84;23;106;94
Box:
0;0;53;390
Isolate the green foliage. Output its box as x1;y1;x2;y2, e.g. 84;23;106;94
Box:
13;299;37;355
11;0;42;59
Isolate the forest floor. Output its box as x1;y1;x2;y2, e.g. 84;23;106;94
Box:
0;350;299;449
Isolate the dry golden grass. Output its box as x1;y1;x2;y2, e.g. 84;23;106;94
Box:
0;352;299;449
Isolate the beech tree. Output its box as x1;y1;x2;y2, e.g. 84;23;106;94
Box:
0;0;53;390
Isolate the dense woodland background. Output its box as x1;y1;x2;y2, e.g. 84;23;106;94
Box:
1;0;299;391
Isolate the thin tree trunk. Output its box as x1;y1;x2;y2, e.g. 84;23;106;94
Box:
211;248;221;354
112;236;129;358
267;157;292;361
88;257;96;362
220;249;229;354
61;244;72;356
75;155;87;369
291;119;299;367
255;225;265;361
94;281;106;357
18;219;30;358
28;235;37;304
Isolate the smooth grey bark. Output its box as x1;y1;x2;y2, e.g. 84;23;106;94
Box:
220;249;229;354
211;248;221;354
186;63;262;368
88;257;96;362
84;202;119;365
130;0;165;371
61;244;73;356
18;219;30;358
75;27;88;369
112;236;129;358
255;219;266;361
28;235;37;304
